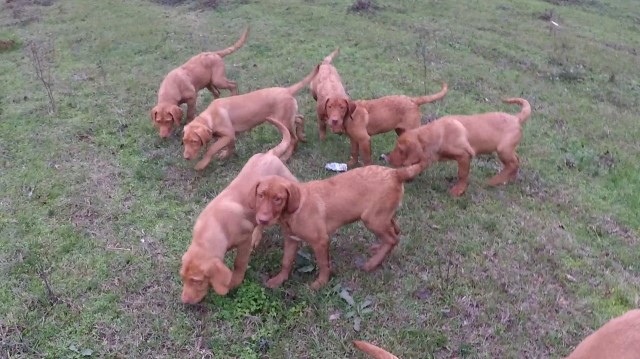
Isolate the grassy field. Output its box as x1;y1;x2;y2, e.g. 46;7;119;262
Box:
1;0;639;358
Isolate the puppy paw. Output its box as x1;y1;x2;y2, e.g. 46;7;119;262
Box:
449;185;467;197
266;274;287;289
346;159;358;168
309;279;327;290
194;160;210;171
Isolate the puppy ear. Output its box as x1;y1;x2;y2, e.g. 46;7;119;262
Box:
247;182;259;210
194;125;212;145
206;258;232;296
150;107;159;123
318;98;329;120
343;99;356;123
285;182;301;214
169;105;183;127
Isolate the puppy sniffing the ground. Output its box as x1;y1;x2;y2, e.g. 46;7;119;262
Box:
309;47;350;141
150;27;250;138
179;118;297;304
339;81;448;167
182;64;319;171
384;98;531;196
249;163;424;290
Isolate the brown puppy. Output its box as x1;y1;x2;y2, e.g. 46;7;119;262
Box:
353;341;399;359
384;98;531;196
150;27;250;138
341;82;448;167
352;310;640;358
309;47;349;141
179;118;297;304
566;309;640;359
182;64;319;171
250;164;424;290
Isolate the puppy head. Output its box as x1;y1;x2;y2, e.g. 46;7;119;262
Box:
387;134;425;167
325;97;355;134
151;104;183;138
182;120;212;160
179;252;232;304
249;176;300;226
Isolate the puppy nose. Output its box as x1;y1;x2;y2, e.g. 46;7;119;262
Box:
331;119;338;126
258;219;270;225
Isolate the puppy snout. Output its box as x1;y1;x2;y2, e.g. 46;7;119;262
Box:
331;119;338;126
258;218;270;225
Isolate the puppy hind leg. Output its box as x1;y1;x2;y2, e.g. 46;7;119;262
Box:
450;154;471;196
488;147;519;186
362;215;400;272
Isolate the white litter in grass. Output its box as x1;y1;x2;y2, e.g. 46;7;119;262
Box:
325;162;348;172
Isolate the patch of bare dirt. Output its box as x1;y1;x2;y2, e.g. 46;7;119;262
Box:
3;0;56;26
591;215;638;244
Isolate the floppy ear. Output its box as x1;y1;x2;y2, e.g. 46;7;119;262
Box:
247;182;259;210
343;99;356;123
169;105;183;127
285;182;301;214
194;125;213;145
150;107;159;123
318;98;329;120
206;258;232;296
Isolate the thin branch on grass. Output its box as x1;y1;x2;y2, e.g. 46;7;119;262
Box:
36;262;59;305
26;39;56;114
416;29;430;95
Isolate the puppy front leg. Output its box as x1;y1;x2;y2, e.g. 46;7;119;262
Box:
347;137;360;168
360;137;373;166
229;241;252;290
309;235;331;290
316;105;327;141
185;97;197;123
266;235;299;288
194;135;234;171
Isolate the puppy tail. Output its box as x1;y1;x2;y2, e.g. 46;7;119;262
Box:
411;81;448;106
322;47;341;64
215;26;250;57
286;64;321;95
353;341;399;359
394;163;425;182
265;117;292;159
503;97;531;124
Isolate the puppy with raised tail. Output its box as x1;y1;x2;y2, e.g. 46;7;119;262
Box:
384;98;531;196
249;163;424;290
179;117;297;304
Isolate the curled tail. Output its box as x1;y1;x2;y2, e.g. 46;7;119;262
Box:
215;26;250;57
394;163;425;182
503;97;531;124
353;341;399;359
286;64;320;95
264;117;291;159
322;47;340;64
411;81;448;106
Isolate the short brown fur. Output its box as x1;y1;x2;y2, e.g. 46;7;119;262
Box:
385;98;531;196
182;64;319;170
309;47;350;141
343;82;448;167
250;164;424;289
179;118;297;304
150;27;249;138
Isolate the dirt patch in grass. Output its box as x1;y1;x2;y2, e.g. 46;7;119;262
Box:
348;0;379;14
0;320;30;357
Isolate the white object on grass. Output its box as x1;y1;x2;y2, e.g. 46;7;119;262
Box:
325;162;348;172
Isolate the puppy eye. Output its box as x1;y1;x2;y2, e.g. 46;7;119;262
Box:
273;197;282;203
257;193;264;199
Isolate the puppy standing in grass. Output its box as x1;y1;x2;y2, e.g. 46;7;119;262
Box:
150;27;250;138
384;98;531;196
182;64;319;171
249;163;424;290
309;47;350;141
179;118;297;304
339;81;448;167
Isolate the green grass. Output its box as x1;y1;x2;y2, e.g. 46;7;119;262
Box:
1;0;639;358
